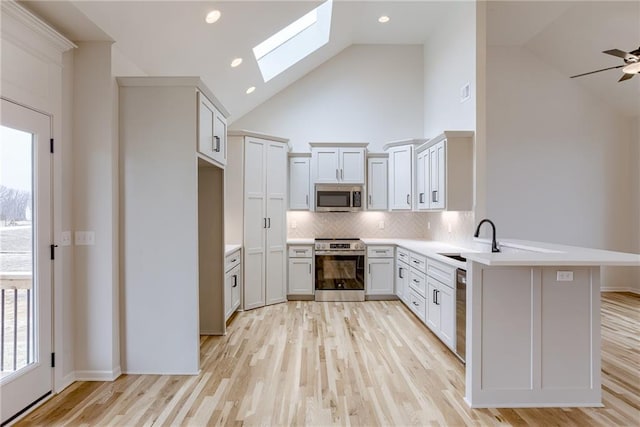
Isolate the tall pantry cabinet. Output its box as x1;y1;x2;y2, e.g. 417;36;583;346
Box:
226;131;289;310
118;77;228;374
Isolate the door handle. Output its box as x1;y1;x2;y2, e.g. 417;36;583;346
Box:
263;218;267;228
432;190;438;203
309;264;312;274
368;264;371;274
213;135;221;153
399;267;403;278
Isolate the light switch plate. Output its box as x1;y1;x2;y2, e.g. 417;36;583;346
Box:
378;221;385;229
60;231;71;246
75;231;96;246
557;271;574;281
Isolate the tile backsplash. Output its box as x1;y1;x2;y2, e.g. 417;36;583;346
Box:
287;210;476;245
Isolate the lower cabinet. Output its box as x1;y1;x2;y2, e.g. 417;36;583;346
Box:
366;246;395;296
288;245;314;296
426;277;455;348
396;260;410;303
225;250;242;321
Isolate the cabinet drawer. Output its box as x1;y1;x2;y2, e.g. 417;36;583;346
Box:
396;247;410;264
288;246;313;258
225;250;241;272
409;269;427;297
408;289;426;322
427;258;456;287
367;246;394;258
409;252;427;272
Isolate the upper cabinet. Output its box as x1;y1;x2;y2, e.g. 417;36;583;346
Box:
289;154;311;210
198;91;228;167
310;143;367;184
367;154;388;211
384;139;425;211
416;131;473;211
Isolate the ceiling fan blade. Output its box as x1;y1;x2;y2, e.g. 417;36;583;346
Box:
570;65;624;79
603;49;630;59
618;73;634;82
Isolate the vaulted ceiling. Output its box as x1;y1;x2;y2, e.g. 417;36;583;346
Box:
19;1;640;120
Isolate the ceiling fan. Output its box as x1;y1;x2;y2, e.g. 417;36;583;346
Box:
570;46;640;82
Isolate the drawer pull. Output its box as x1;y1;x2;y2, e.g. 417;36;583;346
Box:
413;279;420;283
412;301;419;307
230;258;237;263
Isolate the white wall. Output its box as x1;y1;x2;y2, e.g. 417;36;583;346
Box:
486;46;639;290
423;1;476;139
72;41;121;379
231;44;424;152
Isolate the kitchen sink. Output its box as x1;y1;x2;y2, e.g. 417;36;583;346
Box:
439;253;467;263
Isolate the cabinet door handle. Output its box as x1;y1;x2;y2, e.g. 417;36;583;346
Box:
435;289;439;305
432;190;438;203
336;169;339;180
406;194;410;205
368;264;371;274
232;275;238;288
341;169;344;179
267;217;271;228
263;218;267;228
309;264;312;274
230;258;237;263
305;194;309;206
398;267;404;279
413;279;419;283
419;193;424;203
213;135;221;153
369;194;372;206
433;289;436;303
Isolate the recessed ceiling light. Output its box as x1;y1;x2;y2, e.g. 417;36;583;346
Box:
378;15;390;23
205;10;221;24
246;86;256;94
231;58;243;68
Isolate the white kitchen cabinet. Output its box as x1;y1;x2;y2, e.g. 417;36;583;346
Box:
118;77;229;373
416;148;429;210
366;246;395;296
310;143;367;184
416;131;473;211
226;131;289;311
396;248;410;303
429;141;445;210
384;139;425;211
367;155;388;210
425;257;457;349
224;249;242;321
198;92;227;167
288;245;314;296
289;155;311;210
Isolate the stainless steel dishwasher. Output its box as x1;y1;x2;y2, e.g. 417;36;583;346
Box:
455;268;467;363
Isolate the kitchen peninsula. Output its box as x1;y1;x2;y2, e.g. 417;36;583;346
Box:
349;238;640;408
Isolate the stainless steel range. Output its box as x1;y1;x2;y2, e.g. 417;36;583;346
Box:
314;238;365;302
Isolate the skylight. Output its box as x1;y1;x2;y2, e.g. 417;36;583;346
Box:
253;0;333;82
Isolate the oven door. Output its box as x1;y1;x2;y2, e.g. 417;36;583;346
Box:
315;251;365;291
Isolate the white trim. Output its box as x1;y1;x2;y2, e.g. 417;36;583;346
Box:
1;1;76;52
600;287;640;294
122;370;199;376
74;367;122;382
464;398;604;408
56;372;77;393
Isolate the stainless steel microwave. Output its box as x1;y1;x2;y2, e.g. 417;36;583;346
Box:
315;184;363;212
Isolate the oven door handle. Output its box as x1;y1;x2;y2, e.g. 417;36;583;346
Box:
315;250;366;256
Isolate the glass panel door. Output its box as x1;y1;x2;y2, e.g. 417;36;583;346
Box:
0;99;52;424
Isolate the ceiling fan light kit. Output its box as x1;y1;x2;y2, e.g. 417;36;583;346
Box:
570;45;640;81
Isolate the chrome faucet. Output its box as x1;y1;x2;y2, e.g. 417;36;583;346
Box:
474;219;500;253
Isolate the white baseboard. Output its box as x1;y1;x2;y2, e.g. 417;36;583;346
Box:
600;287;640;295
56;371;77;392
75;367;122;382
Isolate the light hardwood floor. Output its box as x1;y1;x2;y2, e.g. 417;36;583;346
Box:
17;292;640;426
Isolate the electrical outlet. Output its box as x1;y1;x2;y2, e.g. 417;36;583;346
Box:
557;271;574;281
291;221;297;229
378;221;385;230
448;223;452;233
427;221;431;230
60;231;71;246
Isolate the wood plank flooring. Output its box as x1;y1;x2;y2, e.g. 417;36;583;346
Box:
16;292;640;426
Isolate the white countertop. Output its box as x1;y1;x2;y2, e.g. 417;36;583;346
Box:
285;237;640;267
225;244;241;256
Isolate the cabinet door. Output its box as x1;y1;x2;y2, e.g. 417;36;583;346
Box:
312;148;339;183
426;278;440;331
266;142;287;305
438;284;455;348
396;262;409;302
389;146;413;211
288;258;313;295
289;157;310;210
366;258;395;295
367;157;388;210
198;93;215;159
224;269;233;320
429;141;445;210
416;150;429;210
212;109;227;166
243;138;267;310
339;148;365;184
